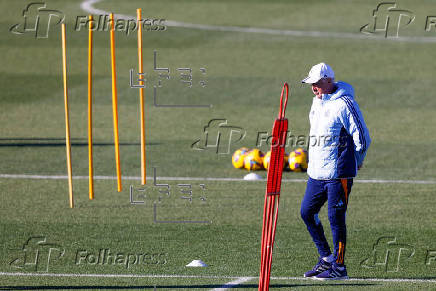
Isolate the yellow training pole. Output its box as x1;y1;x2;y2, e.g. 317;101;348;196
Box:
110;13;122;192
61;23;74;208
137;8;146;185
88;15;95;199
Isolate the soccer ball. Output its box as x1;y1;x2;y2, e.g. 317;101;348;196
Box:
263;151;289;170
284;152;289;168
244;149;264;171
288;148;308;172
232;147;249;169
263;151;271;169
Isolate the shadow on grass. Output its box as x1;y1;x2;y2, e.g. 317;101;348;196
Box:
0;283;379;290
0;138;160;147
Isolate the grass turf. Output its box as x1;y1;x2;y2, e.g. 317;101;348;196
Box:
1;0;436;289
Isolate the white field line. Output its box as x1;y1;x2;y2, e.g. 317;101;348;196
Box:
1;272;436;284
81;0;436;43
1;173;436;184
0;271;236;279
210;277;253;290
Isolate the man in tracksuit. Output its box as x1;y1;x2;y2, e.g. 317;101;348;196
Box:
300;63;371;280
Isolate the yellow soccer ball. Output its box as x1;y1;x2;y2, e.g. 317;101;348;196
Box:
288;148;308;172
263;151;271;169
263;151;289;170
284;152;289;167
232;147;249;169
244;149;264;171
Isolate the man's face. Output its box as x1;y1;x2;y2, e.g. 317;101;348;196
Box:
311;78;331;98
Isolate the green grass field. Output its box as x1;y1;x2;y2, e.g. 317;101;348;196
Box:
1;0;436;290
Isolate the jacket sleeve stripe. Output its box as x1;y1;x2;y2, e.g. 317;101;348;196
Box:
341;96;366;152
340;97;367;152
343;97;367;152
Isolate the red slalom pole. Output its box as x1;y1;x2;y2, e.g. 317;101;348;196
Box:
259;191;269;287
260;193;273;288
266;196;280;287
258;83;289;291
261;196;274;289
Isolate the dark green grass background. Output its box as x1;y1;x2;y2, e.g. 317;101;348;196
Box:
1;0;436;289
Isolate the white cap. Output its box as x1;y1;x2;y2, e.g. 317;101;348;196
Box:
301;63;335;84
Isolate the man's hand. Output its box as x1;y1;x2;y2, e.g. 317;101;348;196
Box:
358;163;363;170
